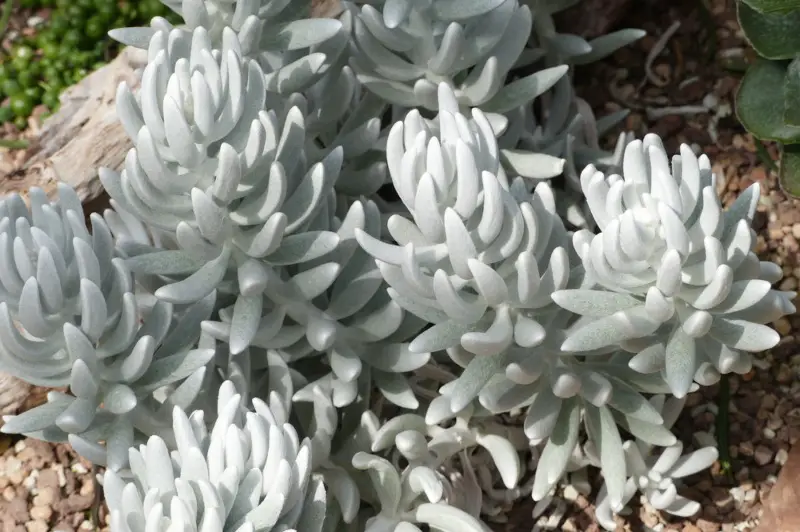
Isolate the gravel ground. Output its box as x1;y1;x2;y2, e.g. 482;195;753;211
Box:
1;0;799;531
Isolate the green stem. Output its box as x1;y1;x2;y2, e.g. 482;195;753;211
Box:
0;139;29;149
0;0;13;52
756;140;779;173
716;374;733;479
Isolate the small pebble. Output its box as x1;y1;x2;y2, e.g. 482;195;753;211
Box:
25;521;49;532
30;504;53;521
754;445;774;466
774;317;792;336
33;487;55;507
562;485;579;501
775;448;789;465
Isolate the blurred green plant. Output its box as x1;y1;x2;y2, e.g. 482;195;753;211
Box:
0;0;180;131
735;0;800;195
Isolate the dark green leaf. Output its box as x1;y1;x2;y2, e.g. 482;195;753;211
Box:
736;59;800;142
785;57;800;125
737;1;800;59
741;0;800;13
780;143;800;196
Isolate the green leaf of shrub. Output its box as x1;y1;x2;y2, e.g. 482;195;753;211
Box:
780;143;800;196
741;0;800;13
785;57;800;125
736;59;800;142
737;1;800;59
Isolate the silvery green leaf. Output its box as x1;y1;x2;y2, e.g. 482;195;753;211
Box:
275;19;342;50
616;415;677;447
550;33;593;57
433;0;506;20
475;433;520;489
125;250;207;275
371;414;429;452
353;19;423;82
293;476;326;532
367;343;430;373
665;327;696;399
412;503;489;532
532;398;580;500
552;289;641;317
230;295;263;355
352;452;402;515
55;397;95;433
443;350;509;413
561;307;659;352
524;384;562;440
264;53;327;93
373;371;418;409
628;343;666;373
359;76;419;107
1;395;73;434
708;318;780;351
268;231;340;266
500;149;566;179
108;27;157;48
68;434;107;466
410;321;474;353
288;263;341;300
585;406;626;510
572;29;647;65
383;0;410;28
606;378;663;423
154;246;231;304
136;348;215;392
666;447;719;479
482;66;569;114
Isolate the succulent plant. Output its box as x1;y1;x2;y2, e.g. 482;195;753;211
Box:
0;1;790;532
102;380;327;532
0;185;130;385
1;289;216;471
356;83;577;415
554;134;796;398
345;0;567;112
594;395;718;529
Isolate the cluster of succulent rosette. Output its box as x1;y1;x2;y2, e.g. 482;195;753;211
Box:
0;1;792;531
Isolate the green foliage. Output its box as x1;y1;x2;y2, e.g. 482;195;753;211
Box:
736;0;800;194
737;59;800;142
0;0;180;128
740;0;800;12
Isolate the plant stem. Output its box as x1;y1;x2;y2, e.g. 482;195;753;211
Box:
755;140;779;173
0;0;13;54
0;139;29;149
716;374;733;479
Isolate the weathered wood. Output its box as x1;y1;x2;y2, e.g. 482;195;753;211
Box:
1;46;146;203
754;444;800;532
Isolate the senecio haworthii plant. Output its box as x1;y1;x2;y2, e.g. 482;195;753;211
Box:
0;1;791;531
